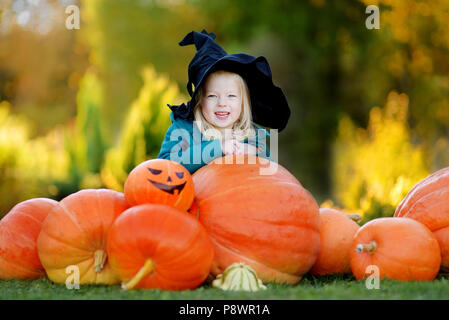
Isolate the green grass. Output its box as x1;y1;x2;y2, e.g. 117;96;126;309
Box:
2;273;449;300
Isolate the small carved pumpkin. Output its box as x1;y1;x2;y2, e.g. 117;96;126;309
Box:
124;159;194;211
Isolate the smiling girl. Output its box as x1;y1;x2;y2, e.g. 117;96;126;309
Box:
193;70;260;157
157;30;290;174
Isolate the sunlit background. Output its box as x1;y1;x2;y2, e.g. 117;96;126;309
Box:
1;0;449;221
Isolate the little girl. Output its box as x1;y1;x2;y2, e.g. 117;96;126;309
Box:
157;30;290;174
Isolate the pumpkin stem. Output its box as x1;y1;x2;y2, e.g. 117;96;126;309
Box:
193;198;200;219
122;259;154;290
355;241;377;254
347;214;362;224
94;249;107;273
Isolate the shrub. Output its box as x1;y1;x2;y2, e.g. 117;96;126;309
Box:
332;91;429;221
101;66;185;191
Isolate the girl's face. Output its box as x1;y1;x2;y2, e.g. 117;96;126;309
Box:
201;72;242;130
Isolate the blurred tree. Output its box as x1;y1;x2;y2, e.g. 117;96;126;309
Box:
0;12;89;135
0;100;68;217
332;91;429;221
60;70;108;196
0;100;33;216
101;65;185;192
80;0;210;141
364;0;449;171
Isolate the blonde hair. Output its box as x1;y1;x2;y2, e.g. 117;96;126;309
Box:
193;70;256;141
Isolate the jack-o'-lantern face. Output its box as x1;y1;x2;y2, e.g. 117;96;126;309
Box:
124;159;195;212
147;167;186;195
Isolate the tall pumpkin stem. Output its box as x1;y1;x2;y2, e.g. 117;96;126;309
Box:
94;249;107;273
122;259;154;290
355;241;378;254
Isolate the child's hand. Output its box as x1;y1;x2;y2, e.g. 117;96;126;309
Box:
221;138;260;156
234;142;259;155
221;138;238;155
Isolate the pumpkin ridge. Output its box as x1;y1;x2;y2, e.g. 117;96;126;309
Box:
146;209;173;258
209;218;318;254
155;227;203;266
48;257;97;283
202;206;318;227
403;185;449;216
209;234;262;266
39;228;93;255
197;181;308;205
152;210;212;272
148;265;202;289
396;169;449;216
212;229;317;275
0;253;44;277
432;224;449;234
58;201;96;250
79;257;96;283
380;250;432;280
227;212;319;229
372;248;406;277
2;223;36;247
155;261;209;285
13;210;44;226
363;236;438;280
401;186;449;230
94;190;109;248
58;201;88;232
251;218;317;233
209;234;299;281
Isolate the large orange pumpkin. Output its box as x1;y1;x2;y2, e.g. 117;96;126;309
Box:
310;208;360;275
124;159;194;211
350;217;441;281
192;154;320;284
0;198;59;279
37;189;129;285
107;204;214;290
394;167;449;270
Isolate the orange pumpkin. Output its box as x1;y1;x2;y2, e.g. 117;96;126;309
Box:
107;204;214;290
124;159;194;211
37;189;129;285
394;167;449;270
0;198;59;279
187;198;200;218
350;217;441;281
192;154;320;284
310;208;360;275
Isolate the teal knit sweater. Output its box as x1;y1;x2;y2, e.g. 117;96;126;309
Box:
157;112;272;174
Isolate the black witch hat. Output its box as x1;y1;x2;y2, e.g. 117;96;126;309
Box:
168;30;290;132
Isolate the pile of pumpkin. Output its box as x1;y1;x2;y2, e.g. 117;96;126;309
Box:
1;154;448;290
